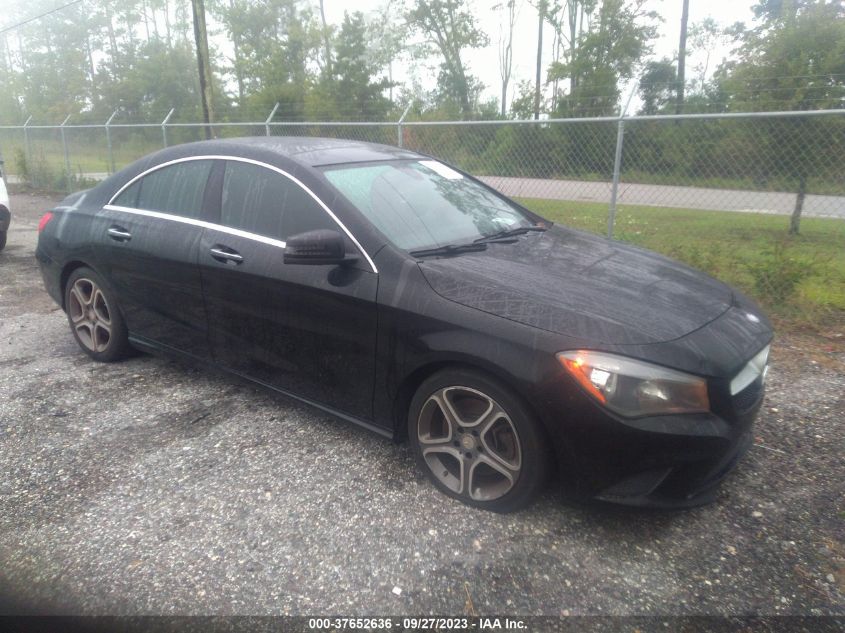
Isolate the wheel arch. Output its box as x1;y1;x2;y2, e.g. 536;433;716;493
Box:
59;260;95;309
391;357;550;447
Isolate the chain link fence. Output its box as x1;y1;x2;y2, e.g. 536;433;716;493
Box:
1;108;843;328
1;109;843;223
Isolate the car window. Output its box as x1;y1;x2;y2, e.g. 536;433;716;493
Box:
323;160;533;251
221;161;335;241
136;160;213;218
113;180;141;208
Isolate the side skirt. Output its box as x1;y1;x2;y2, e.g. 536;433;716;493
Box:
128;334;394;439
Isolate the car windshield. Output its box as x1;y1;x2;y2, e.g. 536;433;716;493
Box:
322;160;534;251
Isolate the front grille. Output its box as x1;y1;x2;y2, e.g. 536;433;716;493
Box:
733;376;764;412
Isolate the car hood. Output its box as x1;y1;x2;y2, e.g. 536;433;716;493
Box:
418;225;734;345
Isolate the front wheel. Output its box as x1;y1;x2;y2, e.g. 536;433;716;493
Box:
408;368;550;513
64;267;131;362
0;230;6;251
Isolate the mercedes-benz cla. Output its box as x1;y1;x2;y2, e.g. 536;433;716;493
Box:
36;138;772;512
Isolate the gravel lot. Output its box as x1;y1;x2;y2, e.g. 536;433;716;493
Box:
0;192;843;617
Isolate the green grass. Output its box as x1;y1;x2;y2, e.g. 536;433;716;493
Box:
518;197;845;330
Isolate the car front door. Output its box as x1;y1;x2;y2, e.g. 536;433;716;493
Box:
198;159;379;420
94;158;214;359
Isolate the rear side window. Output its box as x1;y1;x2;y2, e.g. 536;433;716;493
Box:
135;160;213;218
112;180;140;208
221;161;335;241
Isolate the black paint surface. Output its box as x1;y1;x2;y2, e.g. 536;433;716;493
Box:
35;137;774;506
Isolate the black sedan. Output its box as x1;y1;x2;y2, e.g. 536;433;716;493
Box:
36;138;772;512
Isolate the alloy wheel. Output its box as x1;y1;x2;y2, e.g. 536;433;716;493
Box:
417;386;522;501
68;278;113;353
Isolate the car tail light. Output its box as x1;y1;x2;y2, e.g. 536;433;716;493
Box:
38;212;54;233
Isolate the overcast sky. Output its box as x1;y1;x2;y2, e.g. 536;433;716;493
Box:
324;0;759;110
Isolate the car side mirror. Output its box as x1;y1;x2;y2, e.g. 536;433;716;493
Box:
283;229;356;265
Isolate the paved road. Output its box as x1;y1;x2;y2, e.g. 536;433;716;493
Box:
0;193;843;618
9;172;845;219
479;176;845;219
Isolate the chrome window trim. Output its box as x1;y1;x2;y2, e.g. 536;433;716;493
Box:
102;204;288;249
106;154;378;273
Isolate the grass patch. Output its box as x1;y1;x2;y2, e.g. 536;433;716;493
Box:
518;197;845;331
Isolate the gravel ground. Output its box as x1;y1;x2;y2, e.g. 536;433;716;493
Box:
0;191;843;617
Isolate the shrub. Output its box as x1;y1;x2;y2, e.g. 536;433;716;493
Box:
747;243;815;306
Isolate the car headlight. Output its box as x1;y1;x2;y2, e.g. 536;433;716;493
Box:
557;351;710;417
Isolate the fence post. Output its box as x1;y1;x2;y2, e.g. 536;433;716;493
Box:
105;110;118;174
60;115;72;193
607;118;625;239
607;84;637;239
397;103;413;148
22;115;32;172
265;102;280;137
161;108;175;148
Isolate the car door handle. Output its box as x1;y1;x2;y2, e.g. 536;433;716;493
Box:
107;226;132;242
209;246;244;264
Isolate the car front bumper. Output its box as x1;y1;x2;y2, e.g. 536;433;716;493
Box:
536;369;766;509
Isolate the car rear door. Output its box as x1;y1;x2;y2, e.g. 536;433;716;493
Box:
198;159;379;420
94;158;214;359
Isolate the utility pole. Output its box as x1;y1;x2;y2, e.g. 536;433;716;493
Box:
676;0;689;114
534;0;546;120
191;0;214;139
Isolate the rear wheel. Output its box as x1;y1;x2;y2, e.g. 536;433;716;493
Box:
408;368;550;513
0;230;6;251
64;267;131;362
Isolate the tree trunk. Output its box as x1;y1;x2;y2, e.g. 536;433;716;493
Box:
164;0;173;50
85;36;98;109
454;55;471;117
499;0;515;117
789;173;807;235
228;0;245;107
104;3;119;79
142;0;151;42
534;0;546;119
676;0;689;114
319;0;333;79
568;1;578;93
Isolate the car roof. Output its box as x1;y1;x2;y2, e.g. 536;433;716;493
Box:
217;136;423;167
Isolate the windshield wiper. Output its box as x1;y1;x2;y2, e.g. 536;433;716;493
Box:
474;225;547;243
410;226;547;258
410;242;489;258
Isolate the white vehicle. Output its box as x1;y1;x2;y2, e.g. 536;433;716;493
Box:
0;160;9;250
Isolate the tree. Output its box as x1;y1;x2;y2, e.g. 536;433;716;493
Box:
318;12;392;120
406;0;489;117
495;0;520;117
219;0;321;119
686;18;728;94
546;0;658;117
370;0;408;104
717;0;845;234
638;59;677;114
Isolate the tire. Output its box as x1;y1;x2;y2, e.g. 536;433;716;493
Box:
64;267;131;362
408;368;551;513
0;230;6;251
